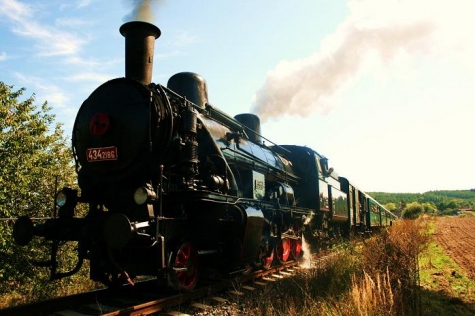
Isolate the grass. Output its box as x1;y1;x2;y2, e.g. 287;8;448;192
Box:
459;211;475;218
418;220;475;315
0;243;101;309
240;220;426;315
242;250;405;315
241;217;475;315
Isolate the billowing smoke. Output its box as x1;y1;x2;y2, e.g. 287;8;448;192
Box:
123;0;164;23
251;0;444;122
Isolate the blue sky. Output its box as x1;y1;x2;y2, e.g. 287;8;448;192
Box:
1;0;474;193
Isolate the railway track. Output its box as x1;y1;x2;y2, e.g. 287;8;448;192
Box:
0;261;302;316
1;246;342;316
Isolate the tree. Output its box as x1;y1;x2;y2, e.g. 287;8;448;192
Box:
385;202;397;212
0;82;78;301
0;83;75;218
401;202;424;219
422;202;437;215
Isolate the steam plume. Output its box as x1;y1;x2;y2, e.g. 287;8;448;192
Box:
251;0;441;122
124;0;164;23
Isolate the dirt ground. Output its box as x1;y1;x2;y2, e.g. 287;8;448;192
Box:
433;216;475;281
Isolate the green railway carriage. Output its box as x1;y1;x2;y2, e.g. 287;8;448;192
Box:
340;177;398;234
364;193;397;229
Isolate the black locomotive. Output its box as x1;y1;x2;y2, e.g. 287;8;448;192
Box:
13;21;396;290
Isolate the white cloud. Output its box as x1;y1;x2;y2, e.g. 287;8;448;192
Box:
76;0;92;9
155;49;184;60
0;0;87;57
14;72;69;109
55;17;93;28
58;0;92;11
153;30;198;60
0;52;7;61
64;72;113;84
0;0;32;23
166;30;198;48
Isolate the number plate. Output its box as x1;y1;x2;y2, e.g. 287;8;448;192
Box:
86;146;118;162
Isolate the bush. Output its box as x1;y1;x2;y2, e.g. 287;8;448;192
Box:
402;202;424;219
440;208;458;216
362;219;429;314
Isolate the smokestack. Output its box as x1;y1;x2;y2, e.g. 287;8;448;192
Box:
120;21;161;85
234;113;262;144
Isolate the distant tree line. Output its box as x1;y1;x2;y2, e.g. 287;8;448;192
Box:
369;190;475;219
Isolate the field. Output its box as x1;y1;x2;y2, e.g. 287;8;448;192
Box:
433;216;475;281
420;215;475;315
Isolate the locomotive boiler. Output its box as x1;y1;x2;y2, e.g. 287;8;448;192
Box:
13;21;395;291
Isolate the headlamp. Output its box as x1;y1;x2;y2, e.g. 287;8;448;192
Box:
134;185;157;205
55;187;78;208
55;191;67;207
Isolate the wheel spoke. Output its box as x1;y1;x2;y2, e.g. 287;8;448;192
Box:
276;238;291;263
263;251;274;269
170;243;199;291
291;238;303;259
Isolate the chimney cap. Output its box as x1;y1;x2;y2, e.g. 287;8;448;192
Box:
120;21;161;39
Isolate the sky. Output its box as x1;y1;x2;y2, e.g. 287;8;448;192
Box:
1;0;474;193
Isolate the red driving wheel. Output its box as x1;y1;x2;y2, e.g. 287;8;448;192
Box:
290;238;303;260
170;243;199;291
262;250;274;270
275;238;291;263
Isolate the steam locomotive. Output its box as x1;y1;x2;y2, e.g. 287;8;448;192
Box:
13;21;396;291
